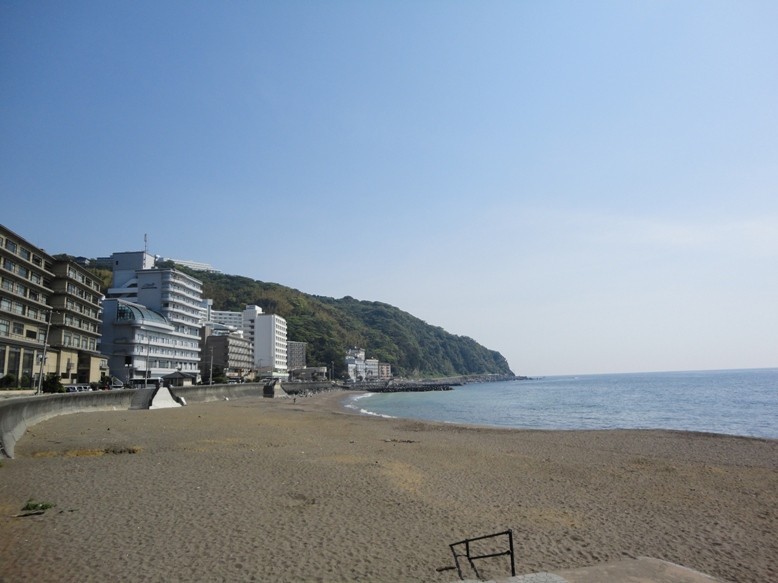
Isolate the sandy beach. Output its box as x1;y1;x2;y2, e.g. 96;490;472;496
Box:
0;390;775;582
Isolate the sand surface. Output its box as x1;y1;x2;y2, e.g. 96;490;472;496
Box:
0;391;775;582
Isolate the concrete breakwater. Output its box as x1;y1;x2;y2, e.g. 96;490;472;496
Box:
362;382;453;393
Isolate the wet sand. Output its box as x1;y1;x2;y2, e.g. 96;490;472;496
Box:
0;391;775;582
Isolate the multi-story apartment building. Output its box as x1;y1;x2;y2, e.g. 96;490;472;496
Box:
48;258;105;384
240;305;264;349
1;225;105;387
1;226;54;387
287;340;307;371
344;347;391;382
210;308;244;331
345;347;366;382
378;362;393;380
365;358;379;381
104;251;204;381
200;326;253;382
255;314;287;378
101;298;178;386
210;306;288;377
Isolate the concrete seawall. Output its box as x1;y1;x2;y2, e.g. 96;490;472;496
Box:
0;381;339;459
169;383;265;404
0;384;265;459
0;390;143;459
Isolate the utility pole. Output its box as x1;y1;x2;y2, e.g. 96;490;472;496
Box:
145;335;151;388
35;310;52;395
209;346;214;385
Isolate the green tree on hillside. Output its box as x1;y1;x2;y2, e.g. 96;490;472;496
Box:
188;269;513;378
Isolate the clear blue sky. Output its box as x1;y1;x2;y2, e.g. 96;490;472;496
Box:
2;1;776;376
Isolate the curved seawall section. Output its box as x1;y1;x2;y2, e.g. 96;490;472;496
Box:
0;390;144;459
0;381;335;459
0;383;270;458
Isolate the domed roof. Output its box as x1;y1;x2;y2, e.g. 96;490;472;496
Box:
116;300;168;324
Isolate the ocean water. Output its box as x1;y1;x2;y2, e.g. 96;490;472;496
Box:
346;368;778;439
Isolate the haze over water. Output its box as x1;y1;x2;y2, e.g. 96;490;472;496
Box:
348;368;778;440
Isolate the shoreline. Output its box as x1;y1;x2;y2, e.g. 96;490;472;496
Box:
1;390;775;582
338;388;778;442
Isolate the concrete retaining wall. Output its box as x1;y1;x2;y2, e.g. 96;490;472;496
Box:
0;381;340;459
0;391;140;459
169;383;266;404
0;385;261;459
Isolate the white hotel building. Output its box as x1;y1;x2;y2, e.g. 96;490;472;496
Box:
103;251;204;382
211;304;287;378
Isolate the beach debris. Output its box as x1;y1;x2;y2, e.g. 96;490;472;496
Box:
15;510;46;517
103;446;140;455
15;499;56;517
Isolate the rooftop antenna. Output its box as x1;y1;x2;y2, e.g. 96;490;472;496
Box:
144;233;148;255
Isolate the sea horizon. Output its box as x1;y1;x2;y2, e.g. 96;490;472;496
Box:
524;365;777;379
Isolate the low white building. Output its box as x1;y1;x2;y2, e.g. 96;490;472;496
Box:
345;347;366;382
345;348;390;382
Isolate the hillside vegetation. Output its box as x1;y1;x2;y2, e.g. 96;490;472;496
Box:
189;270;514;379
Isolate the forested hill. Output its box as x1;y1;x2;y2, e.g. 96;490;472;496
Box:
188;269;514;379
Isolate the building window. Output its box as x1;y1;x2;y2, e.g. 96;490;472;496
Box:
5;239;17;253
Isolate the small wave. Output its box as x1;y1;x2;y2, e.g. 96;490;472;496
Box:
357;408;396;419
343;393;395;418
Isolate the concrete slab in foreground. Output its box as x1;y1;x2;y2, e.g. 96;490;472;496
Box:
460;557;722;583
